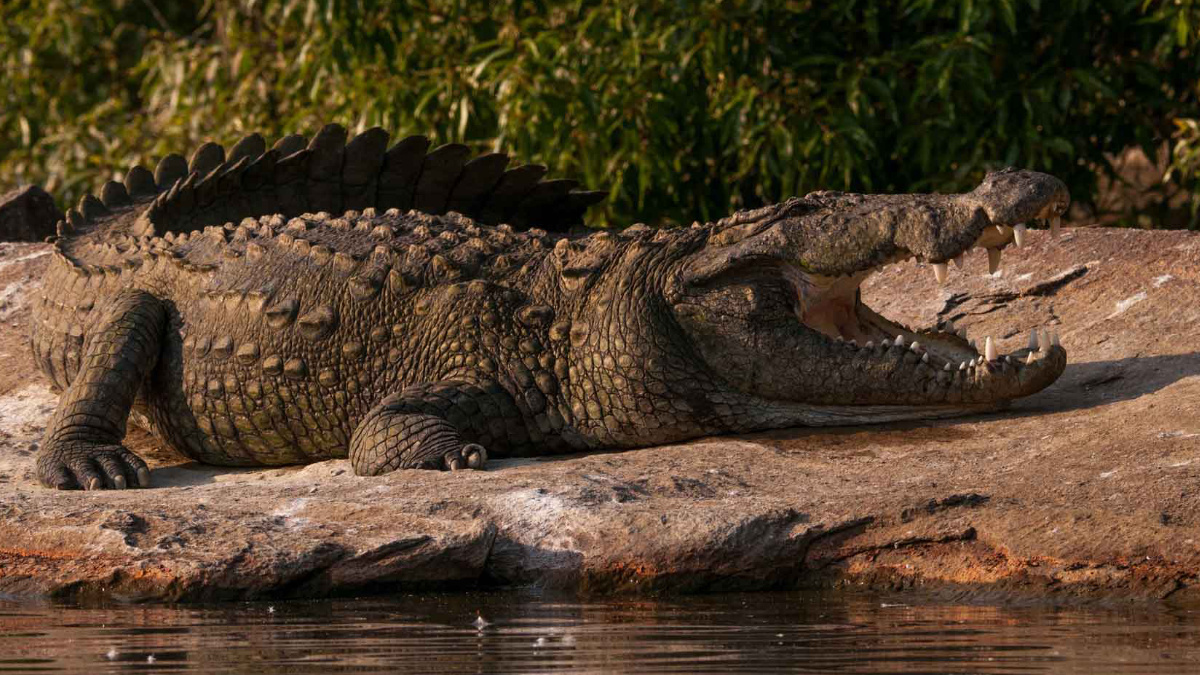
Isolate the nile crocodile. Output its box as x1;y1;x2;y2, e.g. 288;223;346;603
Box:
30;124;1070;490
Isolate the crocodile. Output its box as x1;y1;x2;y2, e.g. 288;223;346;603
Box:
30;124;1070;490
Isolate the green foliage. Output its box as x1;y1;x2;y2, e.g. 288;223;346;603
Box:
1170;117;1200;197
3;0;1199;227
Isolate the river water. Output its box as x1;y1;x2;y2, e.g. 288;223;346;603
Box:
1;590;1197;673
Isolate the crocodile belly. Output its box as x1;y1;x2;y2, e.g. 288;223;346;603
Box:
146;339;356;467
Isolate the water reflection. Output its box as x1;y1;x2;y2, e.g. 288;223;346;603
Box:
1;590;1197;673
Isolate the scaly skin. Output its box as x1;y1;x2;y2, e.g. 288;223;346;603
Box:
30;127;1070;490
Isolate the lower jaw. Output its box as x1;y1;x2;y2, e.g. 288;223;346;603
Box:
761;305;1068;408
779;342;1068;408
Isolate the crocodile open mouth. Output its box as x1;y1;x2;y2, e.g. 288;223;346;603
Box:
795;214;1066;387
675;167;1071;408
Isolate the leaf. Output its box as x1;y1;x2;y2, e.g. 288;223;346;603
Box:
1071;70;1116;98
996;0;1017;34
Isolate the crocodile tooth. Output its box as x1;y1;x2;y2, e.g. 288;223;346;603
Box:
1050;216;1061;238
864;341;875;349
953;254;964;269
1026;351;1037;364
984;336;997;361
933;263;949;284
910;341;921;352
959;361;968;370
987;248;1002;274
1051;329;1061;347
1028;329;1039;351
1040;328;1052;352
1013;223;1027;248
894;335;906;347
848;340;857;348
921;353;930;364
957;326;968;339
943;362;952;371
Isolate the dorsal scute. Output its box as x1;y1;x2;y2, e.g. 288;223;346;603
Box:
61;126;608;260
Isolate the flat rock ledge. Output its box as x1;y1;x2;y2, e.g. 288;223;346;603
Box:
0;228;1198;604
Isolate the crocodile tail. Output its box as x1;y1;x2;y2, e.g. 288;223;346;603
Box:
55;123;608;240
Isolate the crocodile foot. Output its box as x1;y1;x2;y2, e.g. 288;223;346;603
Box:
447;444;488;471
349;400;493;476
357;440;489;474
36;442;151;490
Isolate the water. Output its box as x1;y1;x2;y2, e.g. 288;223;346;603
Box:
2;590;1197;674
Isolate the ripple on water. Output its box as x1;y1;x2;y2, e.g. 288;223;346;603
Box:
0;590;1198;674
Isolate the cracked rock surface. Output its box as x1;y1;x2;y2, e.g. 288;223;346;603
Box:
0;227;1198;603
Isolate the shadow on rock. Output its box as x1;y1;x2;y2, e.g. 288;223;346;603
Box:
1033;351;1200;413
149;462;286;488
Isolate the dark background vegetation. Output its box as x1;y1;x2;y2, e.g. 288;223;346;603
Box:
3;0;1199;227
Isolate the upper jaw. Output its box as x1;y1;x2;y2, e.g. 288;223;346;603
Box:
684;168;1071;287
868;169;1070;276
967;168;1070;230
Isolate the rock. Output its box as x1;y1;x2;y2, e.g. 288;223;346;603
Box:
0;227;1197;603
0;186;62;242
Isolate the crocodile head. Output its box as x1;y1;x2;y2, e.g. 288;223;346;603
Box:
668;168;1070;424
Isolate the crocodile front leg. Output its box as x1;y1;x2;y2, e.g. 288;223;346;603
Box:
349;379;527;475
36;290;166;490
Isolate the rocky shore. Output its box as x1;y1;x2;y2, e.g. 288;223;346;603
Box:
0;227;1197;604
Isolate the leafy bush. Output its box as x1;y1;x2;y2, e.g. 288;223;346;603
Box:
3;0;1198;227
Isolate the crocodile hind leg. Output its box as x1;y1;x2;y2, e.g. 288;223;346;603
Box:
350;379;525;475
36;290;166;490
